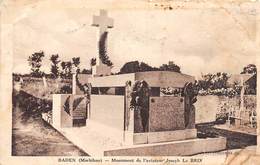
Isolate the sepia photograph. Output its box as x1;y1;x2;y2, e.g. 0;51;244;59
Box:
1;0;259;164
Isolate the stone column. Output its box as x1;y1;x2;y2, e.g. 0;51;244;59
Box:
124;81;134;145
72;66;77;95
72;74;77;94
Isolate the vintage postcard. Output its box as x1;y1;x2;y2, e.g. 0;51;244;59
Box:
0;0;259;164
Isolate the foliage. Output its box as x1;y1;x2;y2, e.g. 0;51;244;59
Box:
241;64;257;95
159;63;181;73
50;54;60;78
120;61;141;74
75;74;90;94
245;74;257;95
139;62;154;72
119;60;181;74
160;87;183;96
60;61;72;79
197;64;257;96
90;58;96;66
195;72;240;97
59;84;72;94
99;32;113;67
196;73;229;90
81;68;92;74
72;57;80;73
198;88;240;97
241;64;257;74
28;51;45;77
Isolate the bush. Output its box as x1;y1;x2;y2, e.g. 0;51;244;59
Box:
59;85;72;94
198;88;240;97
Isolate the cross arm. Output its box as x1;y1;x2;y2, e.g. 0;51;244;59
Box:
92;15;100;27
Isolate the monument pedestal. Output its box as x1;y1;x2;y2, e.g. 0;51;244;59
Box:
92;63;111;77
44;120;226;156
51;94;88;128
104;137;227;156
43;71;227;156
133;129;197;144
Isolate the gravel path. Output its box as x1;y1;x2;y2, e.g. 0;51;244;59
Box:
12;88;88;156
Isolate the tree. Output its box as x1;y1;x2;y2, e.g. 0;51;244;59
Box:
81;68;92;74
159;62;181;73
241;64;257;74
139;62;154;72
240;64;257;94
60;61;72;78
90;58;96;67
199;73;215;90
198;72;229;90
50;54;60;78
60;61;66;78
28;51;45;77
212;72;229;89
119;61;181;74
66;61;72;78
72;57;80;73
99;32;113;67
119;61;140;74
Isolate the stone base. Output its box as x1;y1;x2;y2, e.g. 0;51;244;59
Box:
43;117;226;156
104;137;227;156
52;94;87;128
133;129;197;144
92;64;111;77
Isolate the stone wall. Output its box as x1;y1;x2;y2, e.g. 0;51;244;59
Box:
149;96;185;132
195;95;256;124
52;94;87;128
90;95;125;130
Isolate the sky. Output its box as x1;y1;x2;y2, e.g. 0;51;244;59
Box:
11;0;258;77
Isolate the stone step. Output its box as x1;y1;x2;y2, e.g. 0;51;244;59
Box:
133;129;197;144
104;137;227;156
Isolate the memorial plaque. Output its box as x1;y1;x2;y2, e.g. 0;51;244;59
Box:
149;96;185;132
59;95;87;127
72;96;87;119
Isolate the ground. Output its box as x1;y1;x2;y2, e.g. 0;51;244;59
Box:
12;86;88;156
196;123;256;150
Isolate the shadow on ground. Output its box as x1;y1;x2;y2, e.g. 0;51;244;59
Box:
196;122;256;150
12;89;88;156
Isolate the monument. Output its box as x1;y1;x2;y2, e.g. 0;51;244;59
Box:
49;63;90;128
91;9;113;77
42;9;227;156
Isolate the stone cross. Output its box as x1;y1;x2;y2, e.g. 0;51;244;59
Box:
92;9;113;36
92;9;113;65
